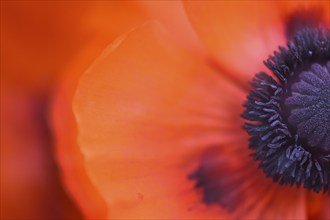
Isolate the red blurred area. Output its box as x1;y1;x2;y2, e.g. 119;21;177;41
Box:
1;1;89;94
0;85;83;219
0;1;147;218
0;1;202;218
0;1;89;218
0;1;144;94
1;1;202;94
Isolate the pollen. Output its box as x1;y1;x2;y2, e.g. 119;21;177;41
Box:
285;62;330;151
243;28;330;193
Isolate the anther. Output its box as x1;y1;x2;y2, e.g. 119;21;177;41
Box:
243;27;330;193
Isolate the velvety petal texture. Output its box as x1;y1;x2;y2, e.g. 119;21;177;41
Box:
139;1;204;53
69;20;313;218
191;144;307;219
2;1;201;94
50;39;109;218
306;193;330;219
45;1;330;219
280;0;330;23
183;0;329;87
73;22;246;218
184;1;286;87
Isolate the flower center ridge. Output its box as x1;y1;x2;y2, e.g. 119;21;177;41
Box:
243;28;330;193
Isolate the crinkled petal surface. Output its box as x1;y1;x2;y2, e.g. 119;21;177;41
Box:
191;145;307;219
50;39;109;219
72;22;308;219
183;0;329;87
139;1;204;53
2;1;200;93
280;0;330;22
183;1;285;87
73;22;245;219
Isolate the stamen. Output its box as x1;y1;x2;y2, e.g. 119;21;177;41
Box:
243;27;330;193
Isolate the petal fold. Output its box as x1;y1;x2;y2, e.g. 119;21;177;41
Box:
50;39;109;219
73;22;245;218
184;1;286;87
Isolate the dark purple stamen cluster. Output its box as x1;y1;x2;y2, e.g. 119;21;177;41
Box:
285;63;330;150
243;28;330;193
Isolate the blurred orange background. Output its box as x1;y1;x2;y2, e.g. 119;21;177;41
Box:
0;1;199;219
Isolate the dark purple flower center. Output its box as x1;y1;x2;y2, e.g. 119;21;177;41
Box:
285;62;330;152
243;27;330;193
189;8;329;218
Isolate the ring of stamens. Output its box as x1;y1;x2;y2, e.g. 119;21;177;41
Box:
243;28;330;193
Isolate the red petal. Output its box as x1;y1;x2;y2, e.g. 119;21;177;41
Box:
183;1;286;87
50;39;109;218
73;22;245;218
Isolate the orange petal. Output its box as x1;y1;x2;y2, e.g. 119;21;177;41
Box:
139;1;204;54
79;1;206;58
183;1;329;88
191;144;307;219
183;1;286;88
279;1;330;39
2;1;206;95
80;1;149;46
50;38;109;218
1;1;153;94
73;22;246;218
280;0;330;25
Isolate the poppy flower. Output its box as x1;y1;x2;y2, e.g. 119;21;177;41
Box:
51;1;330;219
